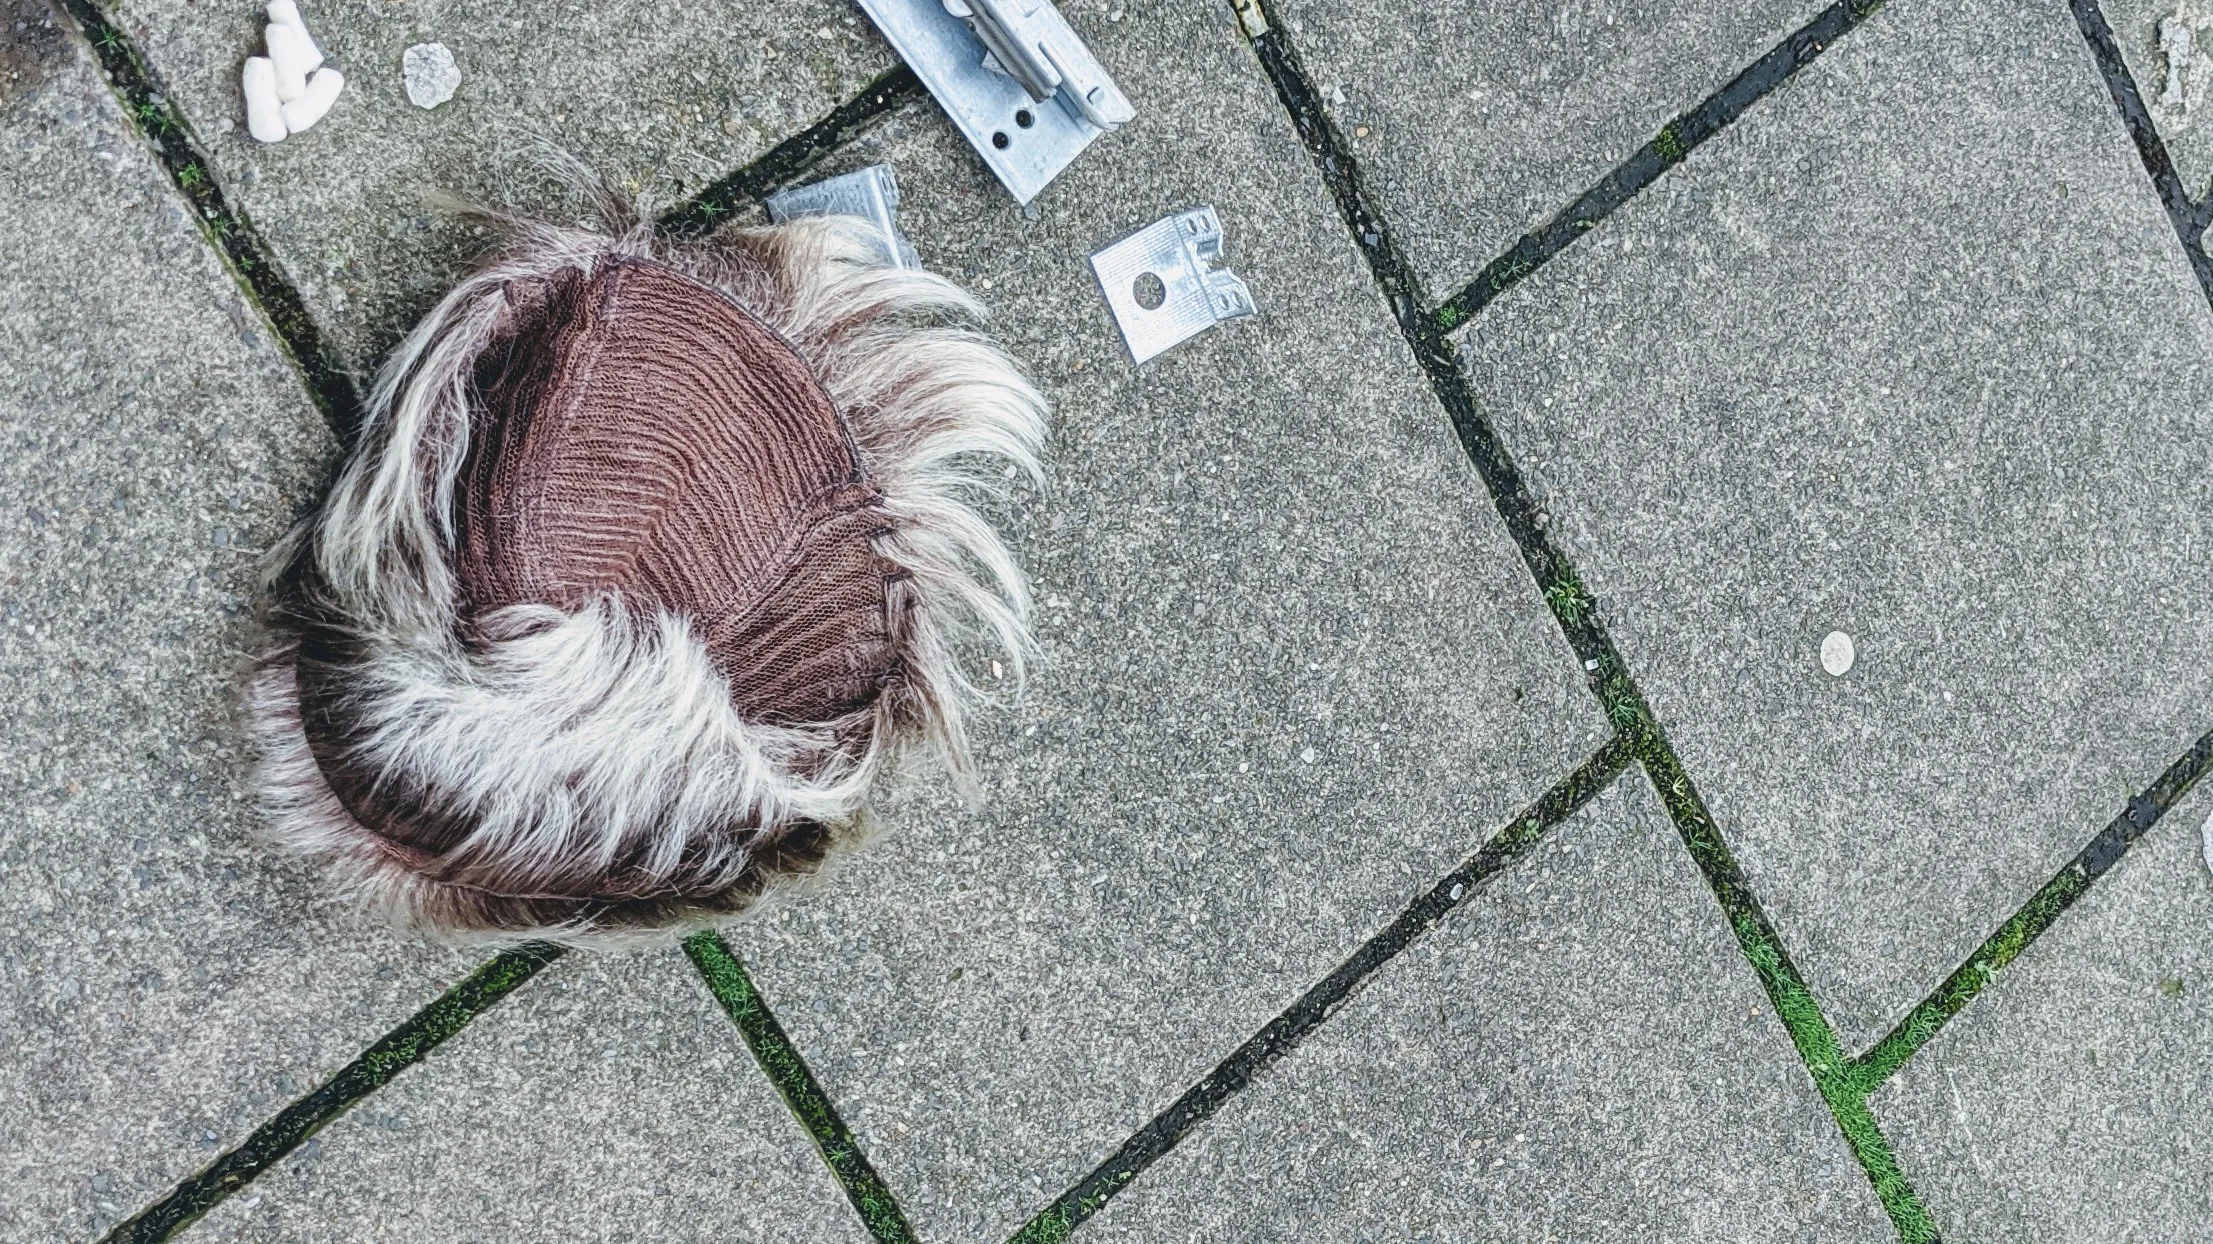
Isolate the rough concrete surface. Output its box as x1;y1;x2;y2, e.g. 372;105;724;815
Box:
1872;780;2213;1242
1085;770;1893;1244
1456;0;2213;1052
2109;0;2213;200
1266;0;1823;292
0;34;473;1244
710;5;1603;1240
16;0;2213;1238
109;0;896;364
187;951;868;1244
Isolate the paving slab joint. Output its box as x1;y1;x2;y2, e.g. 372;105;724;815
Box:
54;0;365;433
1431;0;1887;332
2069;0;2213;301
683;932;918;1244
658;65;928;237
97;944;566;1244
1850;725;2213;1091
1232;4;1937;1238
1005;737;1640;1244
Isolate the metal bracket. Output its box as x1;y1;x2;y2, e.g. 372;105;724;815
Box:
855;0;1133;204
1089;206;1256;364
764;165;922;269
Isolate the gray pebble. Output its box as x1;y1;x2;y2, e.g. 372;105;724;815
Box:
402;42;460;110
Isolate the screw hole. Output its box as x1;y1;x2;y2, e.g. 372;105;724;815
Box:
1131;271;1167;310
991;130;1011;149
1015;109;1034;128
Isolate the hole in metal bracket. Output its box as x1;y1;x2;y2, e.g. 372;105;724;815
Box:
1015;108;1035;128
991;130;1011;149
1131;271;1167;310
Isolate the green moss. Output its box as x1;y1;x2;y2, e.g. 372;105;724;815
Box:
1007;1209;1074;1244
685;932;918;1243
1852;864;2095;1089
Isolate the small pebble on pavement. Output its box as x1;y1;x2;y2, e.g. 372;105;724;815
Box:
1821;630;1855;677
404;42;461;110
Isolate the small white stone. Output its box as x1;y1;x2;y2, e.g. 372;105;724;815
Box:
242;56;287;143
265;21;312;102
1820;630;1856;677
266;0;323;72
280;66;343;133
403;42;461;110
1299;747;1316;764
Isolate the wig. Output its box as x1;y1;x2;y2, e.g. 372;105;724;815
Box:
244;178;1046;944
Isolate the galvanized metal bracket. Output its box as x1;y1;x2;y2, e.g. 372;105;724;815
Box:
854;0;1133;204
1089;206;1256;364
764;165;923;269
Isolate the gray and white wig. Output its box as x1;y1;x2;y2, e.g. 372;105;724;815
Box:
244;176;1046;945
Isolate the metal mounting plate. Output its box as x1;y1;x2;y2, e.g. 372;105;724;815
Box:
764;165;923;269
855;0;1108;204
1089;206;1256;364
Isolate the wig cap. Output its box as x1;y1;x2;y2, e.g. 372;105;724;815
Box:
247;183;1047;943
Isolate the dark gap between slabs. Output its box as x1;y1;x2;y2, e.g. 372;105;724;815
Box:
1235;4;1937;1238
2067;0;2213;307
99;945;566;1244
1006;738;1637;1244
659;65;927;236
684;932;918;1244
1432;0;1888;333
1852;725;2213;1089
57;0;364;433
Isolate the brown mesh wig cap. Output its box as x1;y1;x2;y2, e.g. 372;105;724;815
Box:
246;183;1047;943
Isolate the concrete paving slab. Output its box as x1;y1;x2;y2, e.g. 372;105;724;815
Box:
108;0;895;365
1083;769;1892;1244
2109;0;2213;200
1265;0;1823;293
1871;779;2213;1243
186;951;870;1244
709;7;1604;1240
0;32;477;1244
1454;0;2213;1052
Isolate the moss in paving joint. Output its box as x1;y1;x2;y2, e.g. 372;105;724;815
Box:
1004;741;1636;1243
101;945;564;1244
1852;724;2212;1092
1640;742;1936;1240
1542;572;1593;627
1431;0;1890;330
684;932;918;1244
660;65;927;236
1230;23;1935;1232
59;0;363;433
